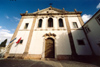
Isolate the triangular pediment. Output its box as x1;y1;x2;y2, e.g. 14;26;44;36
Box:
33;6;68;14
20;6;82;16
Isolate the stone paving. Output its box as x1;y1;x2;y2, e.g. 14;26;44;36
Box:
0;58;99;67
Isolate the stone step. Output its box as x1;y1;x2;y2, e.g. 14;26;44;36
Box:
41;58;57;61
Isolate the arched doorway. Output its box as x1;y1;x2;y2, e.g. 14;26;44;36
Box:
45;38;55;58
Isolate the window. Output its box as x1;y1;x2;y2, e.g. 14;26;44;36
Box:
19;40;23;44
84;26;91;33
59;19;64;27
38;19;42;27
48;18;53;27
24;23;29;29
73;22;78;28
77;40;85;45
96;14;100;25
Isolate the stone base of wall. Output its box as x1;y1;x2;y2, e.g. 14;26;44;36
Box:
57;55;100;60
7;54;41;60
23;54;41;60
57;55;71;60
7;54;23;59
6;54;100;60
73;55;100;61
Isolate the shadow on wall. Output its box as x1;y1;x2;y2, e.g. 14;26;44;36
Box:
41;29;92;56
56;27;93;56
40;27;95;60
56;32;70;54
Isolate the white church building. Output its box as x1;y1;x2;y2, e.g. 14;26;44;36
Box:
5;6;96;60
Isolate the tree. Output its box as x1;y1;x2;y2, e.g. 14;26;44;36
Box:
0;39;7;47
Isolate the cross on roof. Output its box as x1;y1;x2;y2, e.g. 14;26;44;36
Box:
49;3;53;6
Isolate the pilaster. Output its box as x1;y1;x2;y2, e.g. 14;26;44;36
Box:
65;16;77;56
77;14;84;26
4;16;24;58
22;16;37;59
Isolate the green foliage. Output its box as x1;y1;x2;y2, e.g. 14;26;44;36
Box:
0;39;7;47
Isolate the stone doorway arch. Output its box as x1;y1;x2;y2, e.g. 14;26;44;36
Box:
43;32;56;58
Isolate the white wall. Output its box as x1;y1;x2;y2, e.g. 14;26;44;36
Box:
20;17;34;30
9;13;93;57
71;30;92;55
68;15;82;29
9;31;30;54
68;16;92;55
35;16;67;30
9;16;34;54
83;12;100;55
29;15;92;56
29;16;72;56
28;31;72;56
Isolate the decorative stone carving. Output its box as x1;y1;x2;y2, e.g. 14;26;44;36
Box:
43;32;56;39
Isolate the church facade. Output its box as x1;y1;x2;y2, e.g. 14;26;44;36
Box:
5;6;94;60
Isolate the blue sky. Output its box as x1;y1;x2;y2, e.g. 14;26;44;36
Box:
0;0;100;45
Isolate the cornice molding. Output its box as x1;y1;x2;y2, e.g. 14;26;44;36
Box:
20;12;82;16
21;7;82;16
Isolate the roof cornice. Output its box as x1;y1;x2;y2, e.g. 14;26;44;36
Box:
83;9;100;26
20;6;82;16
20;12;82;16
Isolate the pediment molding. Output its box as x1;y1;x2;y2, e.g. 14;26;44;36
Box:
33;7;68;14
20;6;82;16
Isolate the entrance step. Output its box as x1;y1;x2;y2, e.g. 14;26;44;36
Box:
41;58;57;61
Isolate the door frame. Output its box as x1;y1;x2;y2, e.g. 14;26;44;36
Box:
45;38;55;58
42;37;56;59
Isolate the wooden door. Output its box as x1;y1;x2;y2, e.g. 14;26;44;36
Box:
45;38;55;58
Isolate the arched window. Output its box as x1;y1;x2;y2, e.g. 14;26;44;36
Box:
48;18;53;27
73;22;78;28
38;19;42;27
59;19;64;27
